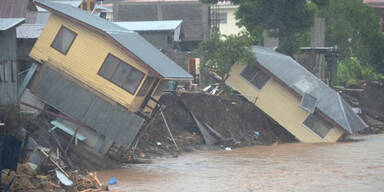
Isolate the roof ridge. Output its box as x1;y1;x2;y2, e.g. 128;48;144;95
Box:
337;93;352;133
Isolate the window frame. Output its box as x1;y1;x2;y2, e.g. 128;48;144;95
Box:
98;53;145;95
240;64;270;90
50;25;77;55
302;112;333;139
218;12;227;24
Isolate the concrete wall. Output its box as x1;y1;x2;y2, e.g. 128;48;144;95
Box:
217;5;245;36
114;1;209;42
226;62;344;143
0;28;18;105
29;14;154;111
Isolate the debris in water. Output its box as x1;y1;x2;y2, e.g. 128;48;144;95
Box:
108;177;117;185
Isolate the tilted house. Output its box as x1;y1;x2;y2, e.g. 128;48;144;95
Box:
0;18;25;105
226;46;368;143
27;0;192;152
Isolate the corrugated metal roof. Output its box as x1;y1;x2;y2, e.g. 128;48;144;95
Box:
252;46;368;134
36;0;82;12
0;18;25;31
34;0;193;80
114;20;182;31
16;24;45;38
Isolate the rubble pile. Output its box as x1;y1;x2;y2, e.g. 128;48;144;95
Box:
0;106;108;191
135;93;296;158
337;80;384;134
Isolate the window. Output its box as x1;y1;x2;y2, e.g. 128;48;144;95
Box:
240;64;270;89
51;26;77;55
218;13;227;24
137;76;155;96
218;12;227;24
153;80;169;96
99;54;144;94
303;112;333;138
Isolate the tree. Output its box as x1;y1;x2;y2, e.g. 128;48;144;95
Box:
195;31;255;83
322;0;384;75
201;0;328;56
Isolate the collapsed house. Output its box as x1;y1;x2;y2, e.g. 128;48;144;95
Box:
226;46;368;143
22;0;192;156
0;18;25;105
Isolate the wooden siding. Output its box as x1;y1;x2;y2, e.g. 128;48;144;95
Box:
226;62;344;143
30;65;144;147
0;28;18;105
29;14;149;111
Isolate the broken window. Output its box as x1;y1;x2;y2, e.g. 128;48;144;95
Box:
137;76;155;96
51;26;77;55
153;80;169;96
240;64;270;89
98;54;144;94
303;112;333;138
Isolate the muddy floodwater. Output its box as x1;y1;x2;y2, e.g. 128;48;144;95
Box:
98;134;384;192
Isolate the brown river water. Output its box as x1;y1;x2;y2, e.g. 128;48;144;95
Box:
98;134;384;192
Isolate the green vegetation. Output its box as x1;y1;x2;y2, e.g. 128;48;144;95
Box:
335;51;383;86
195;31;255;81
200;0;384;85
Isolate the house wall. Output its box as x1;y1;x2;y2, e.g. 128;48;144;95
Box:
0;28;18;105
226;62;344;143
217;6;245;36
29;14;150;111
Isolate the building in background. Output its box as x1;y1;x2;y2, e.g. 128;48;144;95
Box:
0;18;25;105
114;20;183;50
113;0;209;51
211;1;245;36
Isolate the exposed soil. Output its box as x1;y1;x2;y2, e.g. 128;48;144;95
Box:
136;93;296;158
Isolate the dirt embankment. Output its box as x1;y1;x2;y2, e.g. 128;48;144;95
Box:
136;93;296;157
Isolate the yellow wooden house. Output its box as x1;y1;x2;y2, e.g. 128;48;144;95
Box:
226;46;368;143
26;0;192;149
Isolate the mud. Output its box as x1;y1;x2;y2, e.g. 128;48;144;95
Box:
136;93;295;158
99;134;384;192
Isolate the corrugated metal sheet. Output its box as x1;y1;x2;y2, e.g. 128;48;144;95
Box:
0;18;25;31
31;66;145;147
252;46;368;134
114;20;182;31
35;0;193;80
36;0;82;12
0;28;18;105
16;24;45;38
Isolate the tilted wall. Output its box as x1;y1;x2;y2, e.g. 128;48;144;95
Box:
29;14;150;111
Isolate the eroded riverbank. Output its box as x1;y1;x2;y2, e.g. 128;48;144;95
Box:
98;134;384;192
